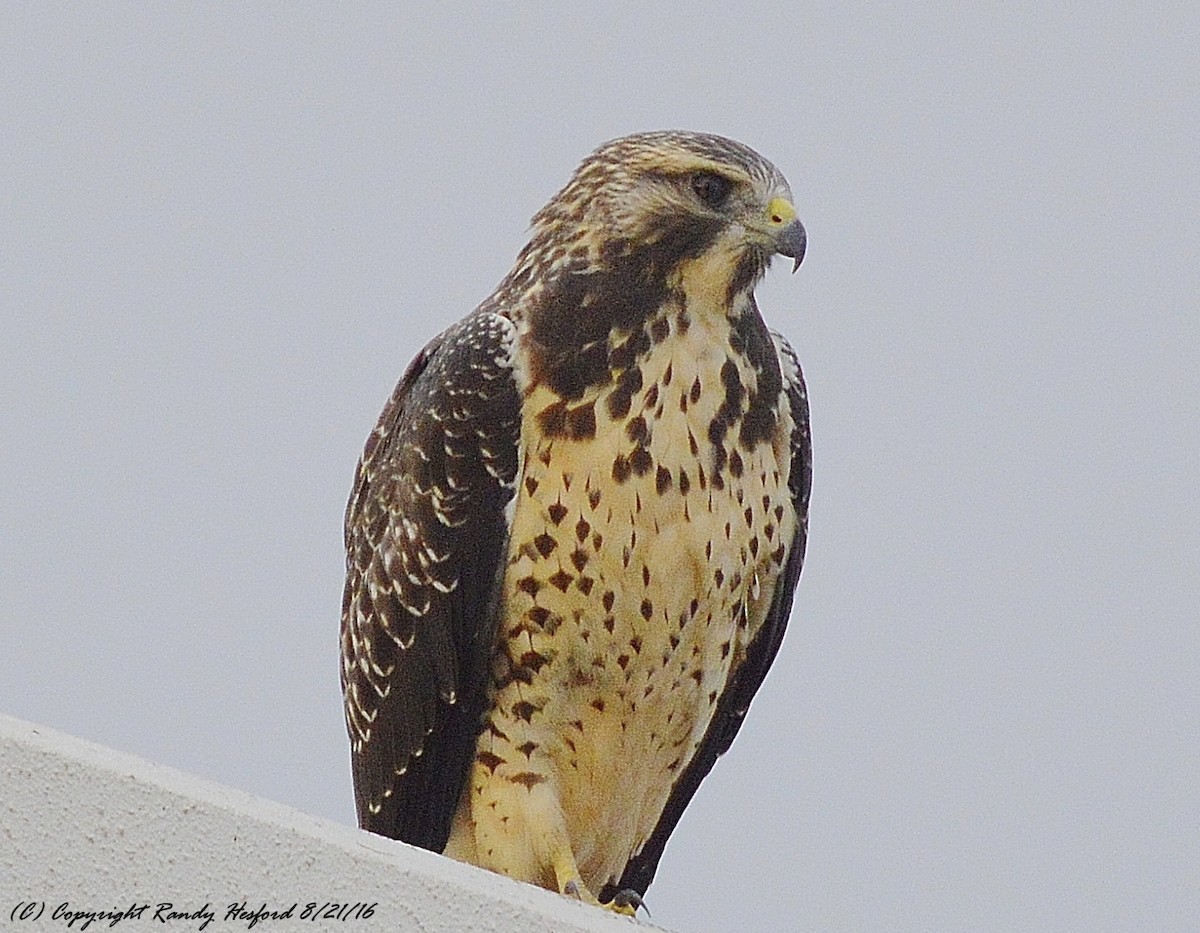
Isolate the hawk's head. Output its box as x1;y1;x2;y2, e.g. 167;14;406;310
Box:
504;131;804;309
499;131;804;399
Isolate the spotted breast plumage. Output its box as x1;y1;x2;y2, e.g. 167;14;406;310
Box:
341;131;811;911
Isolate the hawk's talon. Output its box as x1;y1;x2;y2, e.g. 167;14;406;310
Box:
610;888;648;916
562;876;642;916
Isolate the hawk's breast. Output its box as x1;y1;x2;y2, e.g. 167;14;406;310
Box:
472;295;796;890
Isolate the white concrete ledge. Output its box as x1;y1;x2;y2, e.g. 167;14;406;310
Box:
0;713;658;932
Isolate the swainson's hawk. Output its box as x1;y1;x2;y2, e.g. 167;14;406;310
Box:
341;130;811;911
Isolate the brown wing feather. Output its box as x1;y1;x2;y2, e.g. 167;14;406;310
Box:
340;310;521;849
604;330;812;899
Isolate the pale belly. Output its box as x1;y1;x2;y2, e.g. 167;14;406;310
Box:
444;314;796;894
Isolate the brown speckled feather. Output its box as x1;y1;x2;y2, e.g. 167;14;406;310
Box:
340;311;520;848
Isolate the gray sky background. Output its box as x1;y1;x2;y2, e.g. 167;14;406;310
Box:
3;6;1196;931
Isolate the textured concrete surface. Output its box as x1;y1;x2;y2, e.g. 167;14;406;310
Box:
0;713;652;932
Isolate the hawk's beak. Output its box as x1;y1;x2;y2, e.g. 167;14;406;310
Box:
766;197;806;272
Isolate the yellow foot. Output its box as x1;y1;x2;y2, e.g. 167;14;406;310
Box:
553;847;598;905
561;878;645;917
608;888;647;917
551;845;646;916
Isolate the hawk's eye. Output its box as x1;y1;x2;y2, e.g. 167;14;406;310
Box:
690;171;732;209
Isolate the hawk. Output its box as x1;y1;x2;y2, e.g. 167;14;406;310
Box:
341;131;811;911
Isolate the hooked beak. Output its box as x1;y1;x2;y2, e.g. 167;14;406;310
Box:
766;196;806;272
